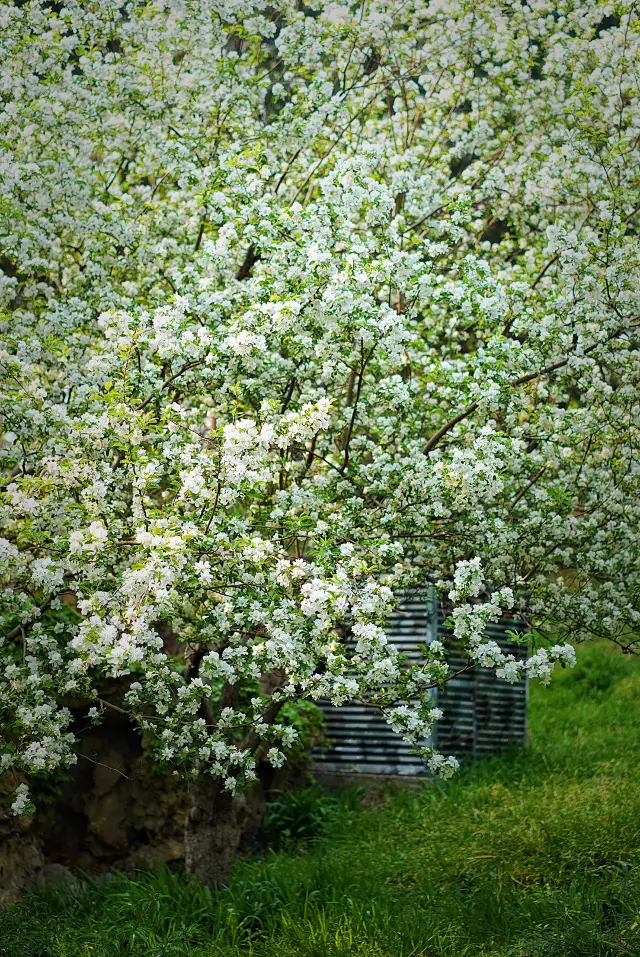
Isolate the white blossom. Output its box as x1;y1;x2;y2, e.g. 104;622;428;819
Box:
0;0;637;801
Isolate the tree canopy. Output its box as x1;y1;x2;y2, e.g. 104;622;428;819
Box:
1;0;639;828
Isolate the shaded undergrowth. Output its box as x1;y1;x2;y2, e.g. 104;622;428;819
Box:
2;641;640;957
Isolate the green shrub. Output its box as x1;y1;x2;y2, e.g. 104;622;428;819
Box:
261;784;363;848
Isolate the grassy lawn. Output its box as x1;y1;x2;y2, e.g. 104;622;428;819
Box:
3;641;640;957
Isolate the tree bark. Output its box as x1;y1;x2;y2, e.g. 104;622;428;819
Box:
184;774;247;887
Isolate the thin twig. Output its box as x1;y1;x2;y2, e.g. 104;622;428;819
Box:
77;752;130;780
509;466;546;510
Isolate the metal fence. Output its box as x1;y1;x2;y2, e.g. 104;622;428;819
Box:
314;591;528;776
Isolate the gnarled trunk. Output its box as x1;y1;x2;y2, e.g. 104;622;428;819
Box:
183;678;284;886
184;774;246;887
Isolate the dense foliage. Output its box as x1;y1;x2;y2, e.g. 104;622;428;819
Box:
1;0;640;813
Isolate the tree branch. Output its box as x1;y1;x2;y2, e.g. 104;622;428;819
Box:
340;341;367;474
509;466;546;511
422;402;478;455
235;245;259;281
422;324;632;455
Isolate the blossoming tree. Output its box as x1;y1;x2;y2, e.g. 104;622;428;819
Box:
2;0;639;883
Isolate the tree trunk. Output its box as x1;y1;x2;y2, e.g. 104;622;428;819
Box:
184;774;246;887
183;679;283;886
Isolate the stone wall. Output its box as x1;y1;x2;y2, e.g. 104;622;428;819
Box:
1;704;189;905
1;697;302;905
0;774;45;908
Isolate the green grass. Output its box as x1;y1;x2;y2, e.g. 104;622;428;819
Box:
3;641;640;957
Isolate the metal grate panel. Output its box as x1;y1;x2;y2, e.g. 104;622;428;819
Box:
314;593;434;775
434;607;528;758
314;591;528;775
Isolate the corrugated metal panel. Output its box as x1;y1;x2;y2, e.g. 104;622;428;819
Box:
314;592;434;775
434;606;528;758
314;591;528;775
